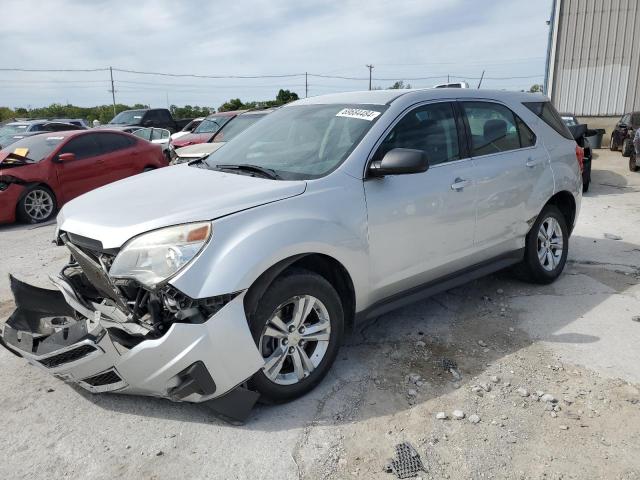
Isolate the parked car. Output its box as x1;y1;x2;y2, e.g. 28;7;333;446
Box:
433;81;470;88
0;122;86;149
0;119;86;136
561;114;593;192
0;130;167;224
170;117;205;142
0;89;581;422
51;118;91;129
610;111;640;156
105;108;192;133
630;129;640;172
132;127;172;161
170;111;241;150
171;110;273;164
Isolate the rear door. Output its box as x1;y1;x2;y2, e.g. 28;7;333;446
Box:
459;101;542;257
364;101;478;301
93;132;139;182
55;133;111;201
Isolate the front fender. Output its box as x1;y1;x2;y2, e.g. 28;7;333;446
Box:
169;173;371;310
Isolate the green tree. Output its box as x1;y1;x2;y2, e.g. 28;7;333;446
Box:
218;98;245;112
529;84;543;93
388;81;412;89
275;89;299;104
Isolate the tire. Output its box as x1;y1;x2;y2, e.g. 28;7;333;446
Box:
609;134;618;151
583;180;590;192
622;138;633;157
143;167;155;172
630;154;639;172
16;185;57;224
518;205;569;284
247;269;344;403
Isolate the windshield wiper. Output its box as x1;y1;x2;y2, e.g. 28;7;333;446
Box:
215;163;280;179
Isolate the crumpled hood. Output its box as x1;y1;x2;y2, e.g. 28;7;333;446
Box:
58;164;307;248
175;142;225;158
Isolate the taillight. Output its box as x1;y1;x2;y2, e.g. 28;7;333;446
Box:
575;145;584;172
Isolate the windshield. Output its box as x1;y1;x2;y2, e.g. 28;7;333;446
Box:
213;114;267;142
0;134;65;162
109;110;146;125
194;115;232;134
1;124;30;135
203;104;387;180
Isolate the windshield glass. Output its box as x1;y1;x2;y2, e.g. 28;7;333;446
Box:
1;124;30;135
213;114;267;142
561;116;578;127
204;104;387;180
109;110;146;125
194;115;232;134
0;134;65;162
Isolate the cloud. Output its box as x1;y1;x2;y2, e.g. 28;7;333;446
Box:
0;0;552;110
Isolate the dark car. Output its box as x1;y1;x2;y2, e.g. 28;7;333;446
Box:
105;108;191;133
610;111;640;156
561;114;593;192
0;130;167;224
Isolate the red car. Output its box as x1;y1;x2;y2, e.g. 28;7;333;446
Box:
0;130;167;224
170;111;242;149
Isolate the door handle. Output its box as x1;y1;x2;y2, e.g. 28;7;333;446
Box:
451;178;470;191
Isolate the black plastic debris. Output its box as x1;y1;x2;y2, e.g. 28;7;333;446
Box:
388;442;425;479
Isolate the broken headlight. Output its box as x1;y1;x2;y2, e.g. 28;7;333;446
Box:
109;222;212;288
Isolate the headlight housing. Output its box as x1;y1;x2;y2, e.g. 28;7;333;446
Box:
109;222;212;288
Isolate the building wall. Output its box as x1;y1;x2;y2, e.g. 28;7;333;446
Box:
548;0;640;117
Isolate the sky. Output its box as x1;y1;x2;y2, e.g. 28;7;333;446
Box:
0;0;553;110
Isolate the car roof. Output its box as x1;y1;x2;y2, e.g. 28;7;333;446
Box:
208;110;245;118
293;88;549;106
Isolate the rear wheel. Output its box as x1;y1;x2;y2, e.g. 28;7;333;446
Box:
630;154;639;172
518;205;569;284
16;186;57;224
247;269;344;403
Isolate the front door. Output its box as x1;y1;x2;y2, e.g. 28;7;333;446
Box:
55;133;111;203
364;101;478;302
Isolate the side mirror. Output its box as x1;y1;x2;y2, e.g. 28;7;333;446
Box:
368;148;429;177
57;152;76;162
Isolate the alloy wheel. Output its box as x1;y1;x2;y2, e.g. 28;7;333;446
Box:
23;189;54;221
537;217;563;271
259;295;332;386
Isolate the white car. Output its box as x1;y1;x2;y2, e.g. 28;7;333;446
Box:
170;118;205;142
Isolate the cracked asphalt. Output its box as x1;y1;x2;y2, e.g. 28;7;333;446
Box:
1;150;639;480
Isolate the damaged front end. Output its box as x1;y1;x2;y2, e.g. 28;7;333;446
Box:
0;231;264;422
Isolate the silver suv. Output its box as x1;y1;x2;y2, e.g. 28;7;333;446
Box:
1;89;582;421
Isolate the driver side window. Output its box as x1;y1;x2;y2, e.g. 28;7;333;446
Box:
374;102;460;166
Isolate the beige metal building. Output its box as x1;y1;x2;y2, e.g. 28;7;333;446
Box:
545;0;640;140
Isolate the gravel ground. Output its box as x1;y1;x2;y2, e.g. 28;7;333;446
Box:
1;150;639;480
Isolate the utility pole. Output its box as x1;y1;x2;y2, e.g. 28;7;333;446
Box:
477;70;485;89
365;64;374;90
305;72;308;98
447;74;450;83
109;66;116;116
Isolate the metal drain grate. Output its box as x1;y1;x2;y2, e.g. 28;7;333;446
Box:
390;442;425;479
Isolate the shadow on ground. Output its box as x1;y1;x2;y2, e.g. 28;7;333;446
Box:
71;234;639;431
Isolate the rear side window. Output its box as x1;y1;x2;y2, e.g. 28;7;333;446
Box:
523;101;573;140
516;117;536;147
95;133;136;154
461;102;522;156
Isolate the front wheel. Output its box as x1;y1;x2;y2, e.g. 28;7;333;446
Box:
609;135;618;151
16;186;57;224
247;269;344;403
518;205;569;284
622;138;633;157
630;154;639;172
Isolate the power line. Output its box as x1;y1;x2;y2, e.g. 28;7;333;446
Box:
0;67;108;72
113;68;305;79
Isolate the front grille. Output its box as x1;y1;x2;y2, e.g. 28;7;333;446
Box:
81;370;122;387
38;344;97;368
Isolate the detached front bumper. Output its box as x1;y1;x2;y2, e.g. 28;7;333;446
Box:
1;275;264;420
